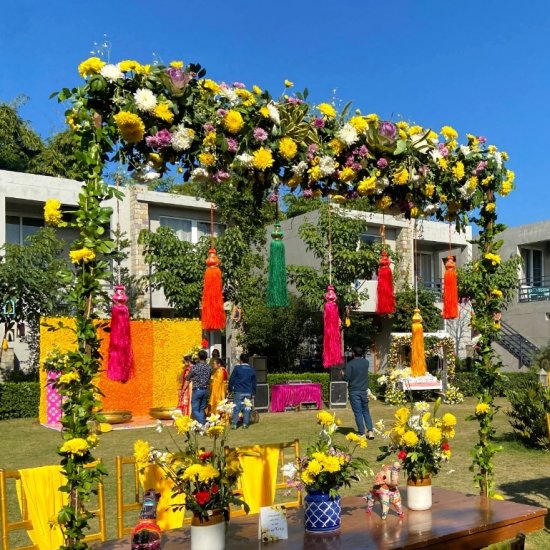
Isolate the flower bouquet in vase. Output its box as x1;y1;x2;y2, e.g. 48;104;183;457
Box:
282;411;372;534
134;400;249;550
377;398;456;510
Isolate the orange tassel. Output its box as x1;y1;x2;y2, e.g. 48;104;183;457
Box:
201;248;225;330
410;308;427;377
443;256;459;319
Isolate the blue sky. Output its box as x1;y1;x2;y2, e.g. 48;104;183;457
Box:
1;0;549;227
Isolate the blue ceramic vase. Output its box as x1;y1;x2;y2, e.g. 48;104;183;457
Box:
304;491;341;533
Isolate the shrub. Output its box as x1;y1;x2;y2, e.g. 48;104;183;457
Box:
0;382;40;419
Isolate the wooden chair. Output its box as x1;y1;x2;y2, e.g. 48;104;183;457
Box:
0;462;106;550
481;532;526;550
546;413;550;446
226;439;302;517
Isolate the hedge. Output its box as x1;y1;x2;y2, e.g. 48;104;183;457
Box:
0;382;40;419
454;371;537;397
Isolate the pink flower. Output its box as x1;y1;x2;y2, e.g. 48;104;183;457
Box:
203;123;216;133
312;117;325;128
377;158;388;169
303;189;313;198
146;129;172;149
253;127;268;141
233;82;246;89
226;138;238;152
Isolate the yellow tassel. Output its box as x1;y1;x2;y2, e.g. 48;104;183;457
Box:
410;308;427;377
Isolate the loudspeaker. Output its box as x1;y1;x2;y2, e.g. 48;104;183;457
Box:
254;383;269;411
251;356;267;384
329;381;348;409
330;364;345;381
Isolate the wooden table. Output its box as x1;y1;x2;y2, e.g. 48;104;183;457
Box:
95;488;546;549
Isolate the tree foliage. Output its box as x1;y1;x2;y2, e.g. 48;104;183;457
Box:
392;285;442;332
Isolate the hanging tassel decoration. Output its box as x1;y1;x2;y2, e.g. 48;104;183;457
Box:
376;250;396;314
201;247;225;330
443;255;459;319
267;222;289;307
323;285;343;368
410;308;427;377
107;284;133;382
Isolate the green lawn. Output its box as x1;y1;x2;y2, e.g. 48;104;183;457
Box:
0;397;548;548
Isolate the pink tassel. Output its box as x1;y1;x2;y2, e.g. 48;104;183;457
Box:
323;285;343;368
108;285;133;382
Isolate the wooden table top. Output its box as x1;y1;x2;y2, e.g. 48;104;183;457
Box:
96;488;547;550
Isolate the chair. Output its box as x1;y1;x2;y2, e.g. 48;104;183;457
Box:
481;532;526;550
546;413;550;445
226;439;302;517
0;461;105;550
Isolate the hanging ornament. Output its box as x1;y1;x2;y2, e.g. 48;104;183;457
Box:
267;222;289;307
376;250;396;314
107;284;133;382
201;247;225;330
410;308;427;377
323;285;343;368
443;255;459;319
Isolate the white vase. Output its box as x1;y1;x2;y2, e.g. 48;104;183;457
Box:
191;510;226;550
406;476;432;511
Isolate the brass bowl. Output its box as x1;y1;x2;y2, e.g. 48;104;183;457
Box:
149;407;179;420
101;410;132;424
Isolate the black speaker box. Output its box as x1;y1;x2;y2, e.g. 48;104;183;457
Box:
254;383;269;411
330;365;345;381
251;356;267;384
329;381;348;409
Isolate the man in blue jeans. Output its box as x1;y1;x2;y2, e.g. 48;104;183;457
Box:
228;353;256;429
344;346;375;439
186;349;211;425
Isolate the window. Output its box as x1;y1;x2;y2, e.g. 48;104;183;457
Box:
197;221;223;240
6;215;43;245
521;248;543;286
416;252;434;283
159;216;192;242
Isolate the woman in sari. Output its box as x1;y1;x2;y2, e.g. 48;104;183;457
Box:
178;355;194;415
208;357;228;413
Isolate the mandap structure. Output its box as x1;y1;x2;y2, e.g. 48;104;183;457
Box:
43;56;514;547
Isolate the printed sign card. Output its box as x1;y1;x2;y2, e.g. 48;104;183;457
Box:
258;505;288;542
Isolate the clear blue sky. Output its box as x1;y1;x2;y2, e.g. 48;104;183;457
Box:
1;0;549;227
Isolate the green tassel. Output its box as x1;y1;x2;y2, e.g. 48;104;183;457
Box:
267;223;289;307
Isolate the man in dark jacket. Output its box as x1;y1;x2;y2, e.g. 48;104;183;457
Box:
228;353;256;429
344;346;375;439
186;349;211;424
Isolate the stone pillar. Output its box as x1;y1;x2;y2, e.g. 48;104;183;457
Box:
395;223;414;288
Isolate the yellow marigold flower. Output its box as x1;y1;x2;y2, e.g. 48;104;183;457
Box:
203;132;217;147
301;471;315;485
287;175;302;188
349;116;368;133
279;137;298;160
402;431;419;446
134;440;151;464
317;103;337;118
58;371;79;384
409;125;423;135
339;167;356;182
376;195;392;210
501;151;509;161
113;111;145;143
119;60;140;72
427;130;438;140
357;176;376;196
441;125;458;140
476;402;490;415
467;176;478;190
491;289;503;298
78;56;105;78
442;413;457;427
135;64;151;75
322;456;341;473
425;427;442;446
484;253;501;266
284;79;294;87
153;103;174;124
481;175;494;187
392;167;409;185
423;183;435;197
182;464;202;481
442;449;452;459
70;247;96;264
438;158;448;170
308;165;322;181
488;145;497;153
442;427;456;439
259;106;270;118
174;415;192;434
329;138;345;155
317;411;334;426
44;199;63;227
365;113;379;126
500;180;512;196
207;425;225;437
252;147;274;171
396;121;409;130
236;89;255;106
485;202;496;213
198;152;216;167
506;170;515;183
60;438;89;456
198;464;219;482
87;434;100;448
306;459;322;475
252;85;262;95
346;432;367;448
394;407;410;425
202;79;221;94
148;153;163;170
170;60;183;68
223;110;244;134
452;161;465;181
399;129;408;140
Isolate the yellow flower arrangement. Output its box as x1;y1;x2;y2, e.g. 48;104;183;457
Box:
113;111;145;143
452;161;465;180
202;79;221;94
58;371;80;384
475;402;490;415
223;110;244;134
252;147;274;170
484;253;501;266
69;248;96;264
119;60;141;72
392;167;409;185
441;125;458;140
153;103;174;124
78;57;105;78
44;199;63;227
357;176;376;195
60;438;90;456
278;137;298;160
317;102;336;118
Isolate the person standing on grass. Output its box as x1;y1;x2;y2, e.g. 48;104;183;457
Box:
186;349;211;425
344;346;375;439
229;353;256;429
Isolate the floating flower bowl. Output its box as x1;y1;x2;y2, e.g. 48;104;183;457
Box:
101;410;132;424
149;407;179;420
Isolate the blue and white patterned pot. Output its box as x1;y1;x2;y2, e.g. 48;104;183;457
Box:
304;491;341;533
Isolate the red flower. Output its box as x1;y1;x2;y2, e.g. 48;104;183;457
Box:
194;491;211;506
441;442;450;452
211;484;219;494
397;450;407;460
199;451;212;461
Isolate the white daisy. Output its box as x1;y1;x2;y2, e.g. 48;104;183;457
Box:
171;125;195;151
100;64;123;82
319;155;337;176
134;88;157;112
336;123;359;146
235;153;254;168
267;103;280;125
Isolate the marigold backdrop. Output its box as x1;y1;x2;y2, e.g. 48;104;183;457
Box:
39;317;201;425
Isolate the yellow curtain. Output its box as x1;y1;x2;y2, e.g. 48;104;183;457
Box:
139;464;185;531
15;465;67;550
236;444;280;514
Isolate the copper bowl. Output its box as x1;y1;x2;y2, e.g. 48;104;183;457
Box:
101;410;132;424
149;407;179;420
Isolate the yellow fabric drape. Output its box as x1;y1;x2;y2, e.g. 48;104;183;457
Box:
15;465;67;550
139;464;185;531
236;444;281;514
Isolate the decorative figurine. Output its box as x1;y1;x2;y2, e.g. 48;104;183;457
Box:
364;462;404;519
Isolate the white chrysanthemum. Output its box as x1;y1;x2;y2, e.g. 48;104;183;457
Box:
377;375;387;385
319;155;337;176
459;145;471;157
267;103;280;125
336;123;359;146
235;153;254;167
217;399;236;414
281;462;297;480
242;398;253;410
424;204;438;214
100;64;123;81
291;161;308;176
206;413;221;424
367;389;377;401
430;149;442;162
413;401;430;412
219;86;238;103
171;125;194;151
375;177;390;193
134;88;157;112
459;182;475;198
191;167;209;180
493;151;502;169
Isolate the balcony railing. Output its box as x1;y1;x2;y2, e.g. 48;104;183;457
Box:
518;277;550;303
418;279;443;300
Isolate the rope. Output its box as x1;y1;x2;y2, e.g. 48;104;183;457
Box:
413;219;418;309
115;173;121;285
328;196;333;285
448;222;452;255
210;202;215;248
380;213;386;249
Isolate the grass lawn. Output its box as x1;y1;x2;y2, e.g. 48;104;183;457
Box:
0;397;548;548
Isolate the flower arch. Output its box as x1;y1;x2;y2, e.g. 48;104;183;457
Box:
49;56;513;546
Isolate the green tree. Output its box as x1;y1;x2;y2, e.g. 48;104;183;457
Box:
392;285;442;332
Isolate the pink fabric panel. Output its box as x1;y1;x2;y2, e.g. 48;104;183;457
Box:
270;383;322;412
46;372;62;425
